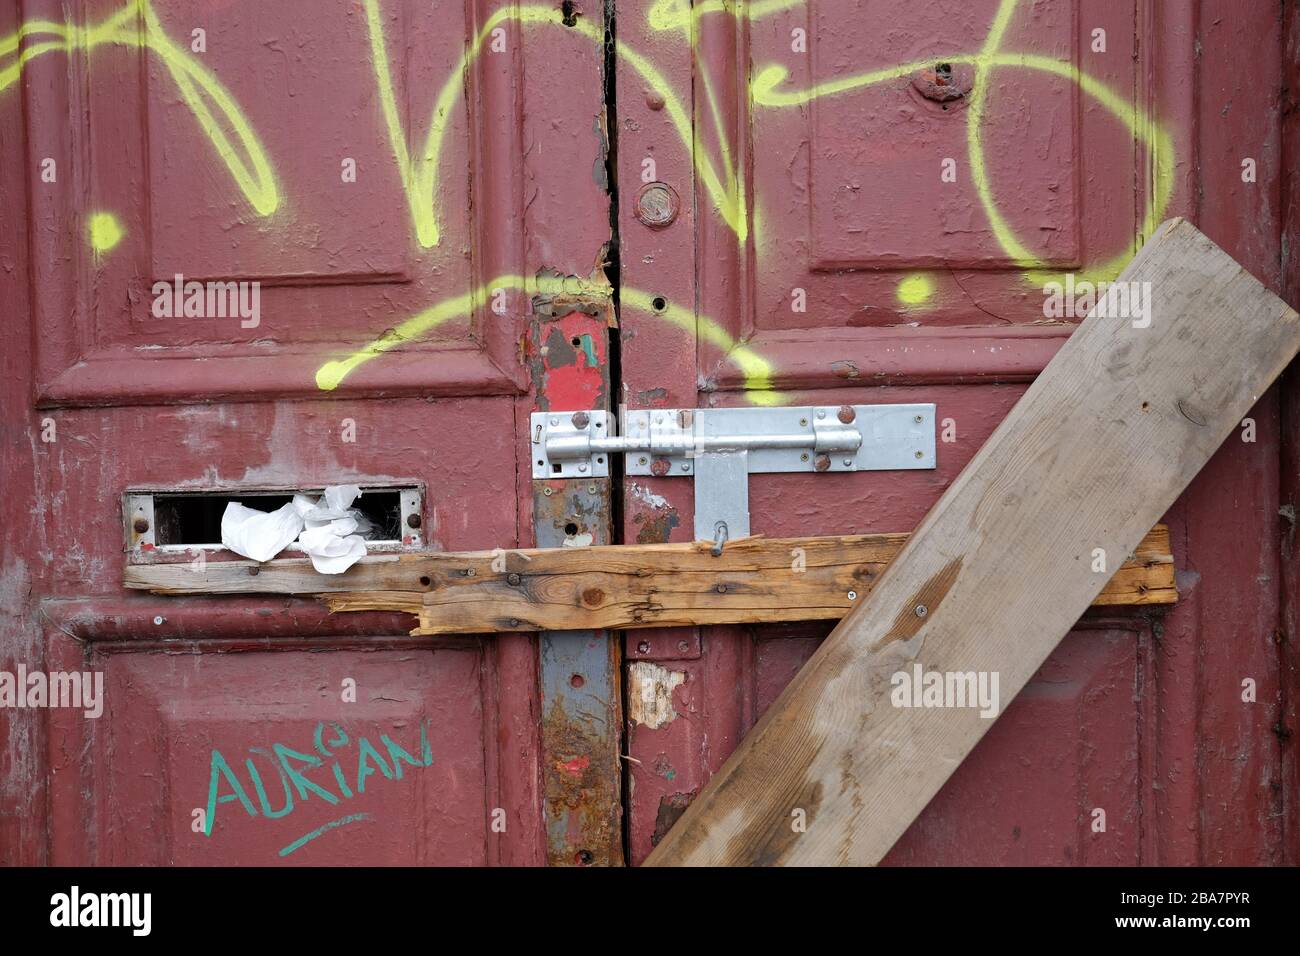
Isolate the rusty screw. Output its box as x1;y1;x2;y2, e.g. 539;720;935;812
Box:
571;411;590;429
133;517;150;534
814;454;831;472
406;513;422;529
650;457;672;477
838;405;856;424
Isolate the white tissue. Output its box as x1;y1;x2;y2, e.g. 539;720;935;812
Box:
220;501;305;562
220;485;369;574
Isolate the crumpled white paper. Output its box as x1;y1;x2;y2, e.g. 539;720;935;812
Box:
220;501;305;563
220;484;370;573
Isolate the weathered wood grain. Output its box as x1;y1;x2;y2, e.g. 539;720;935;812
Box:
644;218;1300;866
124;527;1175;633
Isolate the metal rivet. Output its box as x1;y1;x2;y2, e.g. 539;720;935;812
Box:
406;513;421;528
571;411;590;428
635;182;680;228
549;417;559;426
646;91;665;111
814;453;831;472
847;590;857;600
816;409;826;419
681;463;690;473
578;463;588;473
914;604;928;618
843;458;853;466
838;405;856;424
132;517;150;534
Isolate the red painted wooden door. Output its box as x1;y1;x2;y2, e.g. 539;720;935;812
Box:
2;0;1295;869
614;0;1296;864
0;0;618;865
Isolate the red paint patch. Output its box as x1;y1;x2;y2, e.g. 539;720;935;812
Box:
558;755;590;776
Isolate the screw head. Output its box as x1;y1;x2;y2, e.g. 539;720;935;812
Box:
571;411;590;429
843;458;853;466
838;405;856;424
406;513;422;529
637;641;651;654
153;616;164;626
816;409;826;419
814;453;831;472
915;450;925;459
914;604;928;618
848;590;857;601
549;417;559;426
681;463;691;473
914;415;924;424
506;572;522;586
543;487;554;497
132;517;150;534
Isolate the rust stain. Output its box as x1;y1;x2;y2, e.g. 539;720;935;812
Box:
634;507;679;544
830;359;860;380
540;696;621;866
651;790;698;847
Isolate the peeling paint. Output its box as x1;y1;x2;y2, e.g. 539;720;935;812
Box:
627;662;685;729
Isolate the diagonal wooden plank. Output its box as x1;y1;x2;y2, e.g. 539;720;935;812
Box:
645;219;1300;867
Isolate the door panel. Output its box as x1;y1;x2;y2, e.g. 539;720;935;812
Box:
4;0;611;865
614;0;1290;864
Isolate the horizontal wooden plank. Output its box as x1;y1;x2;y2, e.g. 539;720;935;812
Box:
124;527;1175;633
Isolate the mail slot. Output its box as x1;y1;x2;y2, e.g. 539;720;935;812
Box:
124;485;423;554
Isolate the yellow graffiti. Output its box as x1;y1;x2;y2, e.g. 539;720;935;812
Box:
897;274;935;307
2;0;1180;402
363;0;746;247
87;211;125;255
750;0;1174;279
647;0;804;34
0;0;278;217
315;275;776;403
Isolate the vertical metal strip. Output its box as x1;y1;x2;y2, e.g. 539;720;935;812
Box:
530;307;623;866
